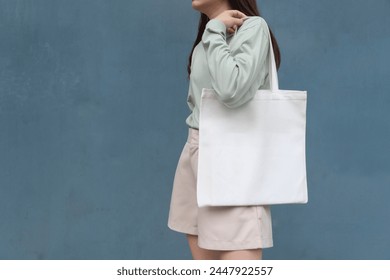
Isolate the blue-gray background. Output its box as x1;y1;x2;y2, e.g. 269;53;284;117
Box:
0;0;389;260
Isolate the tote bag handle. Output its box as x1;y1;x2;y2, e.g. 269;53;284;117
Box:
264;22;279;92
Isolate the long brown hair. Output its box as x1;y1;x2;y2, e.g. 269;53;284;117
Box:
187;0;281;78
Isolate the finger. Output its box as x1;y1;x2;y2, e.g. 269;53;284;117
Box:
230;10;247;19
233;18;245;26
227;27;235;34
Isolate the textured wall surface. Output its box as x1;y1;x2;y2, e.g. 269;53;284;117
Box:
0;0;389;259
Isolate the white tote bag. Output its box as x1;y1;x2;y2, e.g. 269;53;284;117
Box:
196;23;308;207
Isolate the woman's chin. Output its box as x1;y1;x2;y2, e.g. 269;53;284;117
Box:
191;2;202;12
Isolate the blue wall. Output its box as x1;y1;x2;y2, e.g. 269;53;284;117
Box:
0;0;389;259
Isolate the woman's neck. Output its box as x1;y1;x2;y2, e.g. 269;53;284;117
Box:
205;2;232;19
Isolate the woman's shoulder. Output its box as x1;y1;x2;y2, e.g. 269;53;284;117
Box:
239;16;268;33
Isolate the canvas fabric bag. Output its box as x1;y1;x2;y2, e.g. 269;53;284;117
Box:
197;22;308;207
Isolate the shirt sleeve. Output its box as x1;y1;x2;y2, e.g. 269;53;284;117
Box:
201;17;270;108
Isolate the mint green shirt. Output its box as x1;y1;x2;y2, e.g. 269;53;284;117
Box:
185;16;271;130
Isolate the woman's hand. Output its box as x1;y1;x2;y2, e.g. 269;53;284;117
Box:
214;10;248;34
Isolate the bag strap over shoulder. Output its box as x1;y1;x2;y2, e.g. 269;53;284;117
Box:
264;21;279;92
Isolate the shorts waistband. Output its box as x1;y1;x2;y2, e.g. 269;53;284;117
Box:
187;127;199;144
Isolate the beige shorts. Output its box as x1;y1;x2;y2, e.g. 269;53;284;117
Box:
167;127;273;251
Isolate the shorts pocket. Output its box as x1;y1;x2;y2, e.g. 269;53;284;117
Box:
255;206;263;220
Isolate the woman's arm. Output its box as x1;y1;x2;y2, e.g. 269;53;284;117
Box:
202;17;269;108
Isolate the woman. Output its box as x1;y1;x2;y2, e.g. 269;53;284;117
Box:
168;0;281;260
